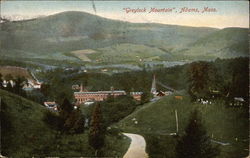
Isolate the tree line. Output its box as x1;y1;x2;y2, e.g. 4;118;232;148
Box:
187;57;248;106
37;57;248;107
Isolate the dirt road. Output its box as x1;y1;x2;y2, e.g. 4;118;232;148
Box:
123;133;148;158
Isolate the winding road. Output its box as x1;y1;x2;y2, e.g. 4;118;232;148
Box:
123;133;148;158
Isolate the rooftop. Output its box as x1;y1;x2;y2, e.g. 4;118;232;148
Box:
74;90;126;94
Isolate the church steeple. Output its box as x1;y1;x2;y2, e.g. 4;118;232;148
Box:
151;74;157;94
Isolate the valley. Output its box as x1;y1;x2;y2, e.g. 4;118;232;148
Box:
0;9;249;158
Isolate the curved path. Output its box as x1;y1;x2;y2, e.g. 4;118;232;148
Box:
123;133;148;158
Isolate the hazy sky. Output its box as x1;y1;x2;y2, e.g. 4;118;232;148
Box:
1;1;249;28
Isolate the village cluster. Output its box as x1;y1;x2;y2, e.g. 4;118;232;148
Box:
1;68;245;111
43;75;176;111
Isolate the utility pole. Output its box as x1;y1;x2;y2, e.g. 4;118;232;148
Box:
0;96;2;157
175;109;179;134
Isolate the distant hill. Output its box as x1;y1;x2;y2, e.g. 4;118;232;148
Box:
176;28;249;59
0;11;248;65
117;94;249;158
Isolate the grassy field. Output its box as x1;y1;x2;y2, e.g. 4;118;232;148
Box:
0;66;34;80
116;94;249;158
0;89;130;157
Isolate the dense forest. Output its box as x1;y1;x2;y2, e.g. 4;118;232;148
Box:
1;57;248;108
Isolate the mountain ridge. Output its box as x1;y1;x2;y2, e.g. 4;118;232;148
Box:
0;11;248;65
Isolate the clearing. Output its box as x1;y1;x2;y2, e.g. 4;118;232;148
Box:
70;49;96;62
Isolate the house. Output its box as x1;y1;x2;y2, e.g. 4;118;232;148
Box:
156;91;165;97
44;101;58;111
130;92;143;101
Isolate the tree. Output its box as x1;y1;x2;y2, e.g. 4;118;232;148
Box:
227;58;249;104
0;73;3;89
141;91;151;104
40;83;51;99
44;102;85;134
58;98;74;132
88;103;105;156
187;62;218;101
64;108;85;134
13;77;27;97
43;110;63;131
101;95;137;127
59;98;74;121
6;82;13;92
176;110;219;158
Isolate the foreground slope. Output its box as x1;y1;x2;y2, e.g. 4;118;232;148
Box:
117;95;249;158
0;89;130;157
0;89;55;157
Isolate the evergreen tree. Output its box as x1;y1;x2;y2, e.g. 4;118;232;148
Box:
64;108;85;133
13;77;25;95
43;110;63;131
141;91;151;104
176;110;219;158
6;82;13;92
187;62;218;100
58;98;73;131
71;110;85;133
227;58;249;104
0;73;3;89
59;98;73;120
88;103;105;156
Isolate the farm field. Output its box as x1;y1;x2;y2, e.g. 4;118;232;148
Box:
117;94;249;158
70;49;96;62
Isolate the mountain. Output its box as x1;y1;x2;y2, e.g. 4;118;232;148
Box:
175;28;249;60
0;11;216;61
0;11;248;65
116;94;249;158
